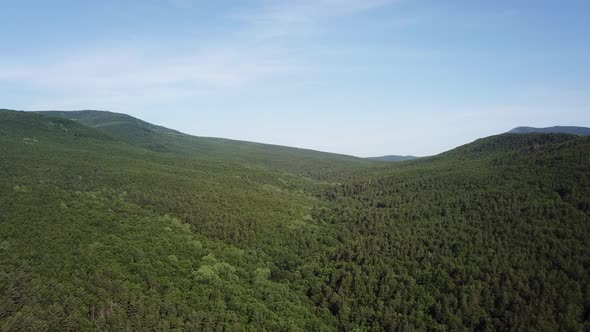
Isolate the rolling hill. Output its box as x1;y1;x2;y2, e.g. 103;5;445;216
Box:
39;110;372;178
1;108;589;330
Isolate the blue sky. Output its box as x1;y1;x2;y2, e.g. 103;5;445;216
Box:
1;0;589;156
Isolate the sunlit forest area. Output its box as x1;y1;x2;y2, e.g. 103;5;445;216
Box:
1;109;589;331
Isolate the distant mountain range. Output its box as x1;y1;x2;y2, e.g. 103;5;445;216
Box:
368;126;590;161
371;126;590;161
365;155;418;162
32;112;590;162
39;110;419;163
508;126;590;136
36;110;371;174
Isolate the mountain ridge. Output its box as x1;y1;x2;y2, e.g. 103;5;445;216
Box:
29;110;590;162
508;125;590;136
366;155;418;162
37;109;373;177
38;110;361;157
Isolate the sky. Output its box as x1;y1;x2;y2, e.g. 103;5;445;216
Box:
1;0;589;157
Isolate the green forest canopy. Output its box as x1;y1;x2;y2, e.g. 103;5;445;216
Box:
1;109;589;331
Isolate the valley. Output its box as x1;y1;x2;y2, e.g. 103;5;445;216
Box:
1;109;589;330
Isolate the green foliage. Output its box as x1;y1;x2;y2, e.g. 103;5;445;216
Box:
39;110;372;178
1;109;589;330
309;133;590;330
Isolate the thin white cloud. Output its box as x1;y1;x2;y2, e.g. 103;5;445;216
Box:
0;0;398;111
246;0;395;22
232;0;396;39
1;50;290;90
0;47;294;111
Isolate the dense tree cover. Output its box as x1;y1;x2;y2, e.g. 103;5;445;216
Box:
38;110;373;179
308;134;590;330
0;110;337;330
1;109;589;330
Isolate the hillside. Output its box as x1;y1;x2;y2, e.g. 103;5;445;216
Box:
508;126;590;136
39;110;371;178
0;109;338;330
0;109;113;142
1;109;589;330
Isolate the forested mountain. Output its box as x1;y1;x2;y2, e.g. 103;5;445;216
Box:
39;110;371;178
366;155;418;162
508;126;590;136
1;109;589;331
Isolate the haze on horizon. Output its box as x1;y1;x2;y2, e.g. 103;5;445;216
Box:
1;0;589;157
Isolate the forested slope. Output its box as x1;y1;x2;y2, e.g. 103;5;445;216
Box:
1;109;589;331
508;126;590;136
311;133;590;330
39;110;371;178
0;110;336;330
